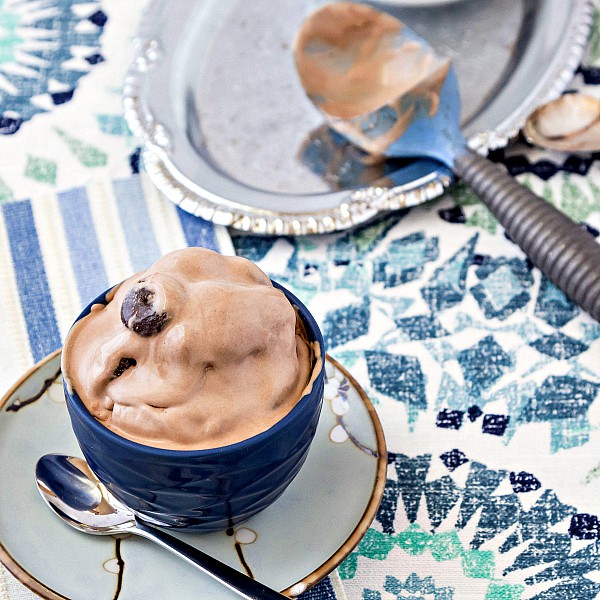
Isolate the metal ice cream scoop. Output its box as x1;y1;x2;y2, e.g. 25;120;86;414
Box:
294;2;600;321
35;454;287;600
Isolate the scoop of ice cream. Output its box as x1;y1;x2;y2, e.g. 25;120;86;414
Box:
62;248;315;450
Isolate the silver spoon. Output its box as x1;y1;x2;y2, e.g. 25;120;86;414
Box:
294;2;600;321
35;454;287;600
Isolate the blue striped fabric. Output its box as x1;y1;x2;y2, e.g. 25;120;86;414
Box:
0;175;226;377
58;186;110;308
2;200;62;362
178;206;219;249
300;577;336;600
112;177;162;272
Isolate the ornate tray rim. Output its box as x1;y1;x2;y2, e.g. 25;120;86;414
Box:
123;0;593;236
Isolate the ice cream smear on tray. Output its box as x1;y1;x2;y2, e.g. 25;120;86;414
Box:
294;1;451;157
62;248;319;450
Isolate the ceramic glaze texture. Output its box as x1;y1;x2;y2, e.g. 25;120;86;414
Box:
64;282;325;531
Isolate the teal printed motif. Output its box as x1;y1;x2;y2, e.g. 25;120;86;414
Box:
0;173;13;202
235;192;600;600
0;0;22;64
0;0;107;134
323;299;370;349
535;276;579;327
24;155;57;184
471;258;533;320
365;350;426;426
373;232;439;288
234;222;600;453
96;114;130;136
421;234;477;312
341;452;598;599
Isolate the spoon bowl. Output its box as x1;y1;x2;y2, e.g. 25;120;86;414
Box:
36;454;134;535
294;1;463;166
35;454;287;599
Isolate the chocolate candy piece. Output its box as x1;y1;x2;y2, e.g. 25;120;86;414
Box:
120;286;168;336
113;357;137;378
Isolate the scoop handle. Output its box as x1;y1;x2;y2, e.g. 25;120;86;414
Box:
134;518;289;599
453;151;600;322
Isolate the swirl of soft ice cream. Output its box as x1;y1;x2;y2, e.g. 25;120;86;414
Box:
62;248;316;450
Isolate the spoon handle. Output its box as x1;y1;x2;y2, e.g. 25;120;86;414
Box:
134;518;288;600
454;151;600;322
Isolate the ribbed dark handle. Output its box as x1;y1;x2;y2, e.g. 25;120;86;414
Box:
454;151;600;322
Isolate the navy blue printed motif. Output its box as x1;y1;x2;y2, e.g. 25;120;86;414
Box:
457;336;512;395
438;205;466;224
481;413;510;436
467;405;483;421
365;351;427;409
510;471;542;493
440;449;469;472
569;514;600;540
487;145;600;180
436;409;464;430
300;577;337;600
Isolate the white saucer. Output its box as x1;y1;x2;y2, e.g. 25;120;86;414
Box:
0;351;385;599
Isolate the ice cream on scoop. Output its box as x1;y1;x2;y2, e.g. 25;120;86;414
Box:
62;248;317;450
294;2;451;156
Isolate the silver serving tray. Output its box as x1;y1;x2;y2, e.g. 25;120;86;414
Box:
124;0;593;235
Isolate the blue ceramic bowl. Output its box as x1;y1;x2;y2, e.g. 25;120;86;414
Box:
63;281;325;531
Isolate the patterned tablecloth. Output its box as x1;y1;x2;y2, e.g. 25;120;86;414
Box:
2;1;600;600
